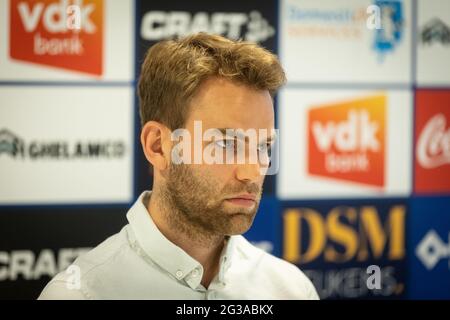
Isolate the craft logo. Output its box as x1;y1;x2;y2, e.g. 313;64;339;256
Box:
0;128;125;159
373;0;404;62
415;90;450;194
0;248;90;281
420;18;450;46
140;10;274;43
308;95;386;188
9;0;103;75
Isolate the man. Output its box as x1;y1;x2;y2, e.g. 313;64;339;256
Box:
39;33;319;300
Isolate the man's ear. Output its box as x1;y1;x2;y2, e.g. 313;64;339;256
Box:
140;121;172;171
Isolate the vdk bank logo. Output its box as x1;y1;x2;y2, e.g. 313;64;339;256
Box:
308;95;386;188
372;0;404;62
416;230;450;270
9;0;104;76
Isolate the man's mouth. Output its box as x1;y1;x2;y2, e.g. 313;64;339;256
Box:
225;194;257;207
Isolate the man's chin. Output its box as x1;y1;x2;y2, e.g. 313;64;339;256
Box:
222;213;255;235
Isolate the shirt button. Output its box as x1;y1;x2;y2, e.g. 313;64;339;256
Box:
192;269;199;277
175;270;183;279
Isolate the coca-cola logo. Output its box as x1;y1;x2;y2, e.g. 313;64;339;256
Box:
416;113;450;169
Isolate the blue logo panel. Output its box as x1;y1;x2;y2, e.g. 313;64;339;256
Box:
409;197;450;299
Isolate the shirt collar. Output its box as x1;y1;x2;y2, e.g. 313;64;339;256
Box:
217;235;234;284
126;191;235;289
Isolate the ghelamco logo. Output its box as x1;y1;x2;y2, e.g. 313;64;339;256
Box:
140;10;274;43
0;128;125;159
9;0;103;76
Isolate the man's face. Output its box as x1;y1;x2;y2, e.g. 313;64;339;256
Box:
163;77;275;236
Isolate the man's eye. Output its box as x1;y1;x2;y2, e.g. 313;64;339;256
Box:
257;143;272;154
215;140;235;149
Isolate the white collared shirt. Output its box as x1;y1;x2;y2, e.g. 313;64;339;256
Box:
38;191;319;300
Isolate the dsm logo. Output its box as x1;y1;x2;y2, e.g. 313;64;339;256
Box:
283;205;406;264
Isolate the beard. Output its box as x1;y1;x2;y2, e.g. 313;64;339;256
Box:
159;162;263;238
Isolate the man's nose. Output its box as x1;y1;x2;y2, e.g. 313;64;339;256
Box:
235;162;261;183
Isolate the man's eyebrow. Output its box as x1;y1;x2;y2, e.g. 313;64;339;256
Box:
215;128;277;143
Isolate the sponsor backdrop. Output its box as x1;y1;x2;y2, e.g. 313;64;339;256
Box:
0;0;449;299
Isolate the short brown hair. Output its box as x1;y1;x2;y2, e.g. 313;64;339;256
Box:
138;33;286;129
